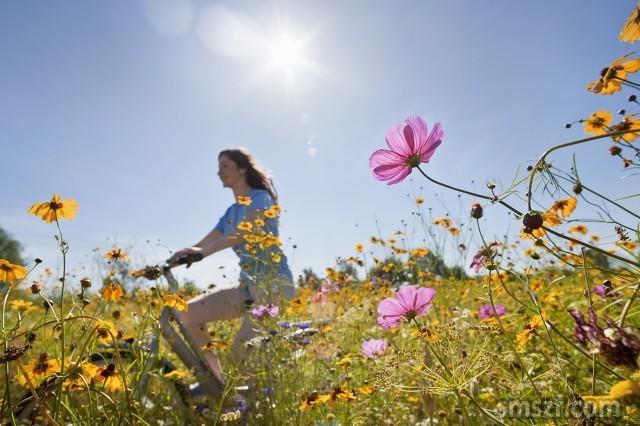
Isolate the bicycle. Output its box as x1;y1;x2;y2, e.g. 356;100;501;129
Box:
133;252;227;401
7;253;226;425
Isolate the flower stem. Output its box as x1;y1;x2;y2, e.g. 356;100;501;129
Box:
16;358;61;426
619;279;640;328
526;128;640;211
416;167;523;216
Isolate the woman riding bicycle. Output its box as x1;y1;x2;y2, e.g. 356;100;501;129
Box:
169;147;294;384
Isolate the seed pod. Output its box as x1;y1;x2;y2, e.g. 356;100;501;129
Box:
470;203;483;219
522;211;544;230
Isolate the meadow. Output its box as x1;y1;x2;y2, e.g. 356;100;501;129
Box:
3;4;640;426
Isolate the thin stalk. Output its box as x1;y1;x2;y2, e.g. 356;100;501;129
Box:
527;128;640;211
619;280;640;327
16;358;61;426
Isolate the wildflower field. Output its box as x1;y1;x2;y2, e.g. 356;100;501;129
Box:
4;4;640;426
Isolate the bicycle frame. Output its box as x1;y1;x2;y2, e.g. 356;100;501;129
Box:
137;261;224;400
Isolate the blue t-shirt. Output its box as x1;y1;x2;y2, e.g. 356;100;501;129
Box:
213;188;293;285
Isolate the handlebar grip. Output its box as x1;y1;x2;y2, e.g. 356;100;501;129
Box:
175;252;204;265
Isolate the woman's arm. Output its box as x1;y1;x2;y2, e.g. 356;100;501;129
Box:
194;229;239;257
172;209;264;261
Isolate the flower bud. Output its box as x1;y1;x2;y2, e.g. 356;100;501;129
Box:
609;145;622;156
629;95;637;102
80;277;92;289
470;203;483;219
522;211;544;230
30;283;42;294
573;182;583;195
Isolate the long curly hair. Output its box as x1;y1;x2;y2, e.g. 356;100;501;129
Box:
218;148;277;201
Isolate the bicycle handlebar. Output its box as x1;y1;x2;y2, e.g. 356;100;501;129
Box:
131;252;204;281
168;252;204;268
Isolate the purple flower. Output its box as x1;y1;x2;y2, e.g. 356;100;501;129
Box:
469;242;499;273
478;303;507;320
278;321;290;329
593;280;618;299
569;308;640;368
376;285;436;330
369;116;443;185
361;339;388;359
295;321;311;330
250;304;279;320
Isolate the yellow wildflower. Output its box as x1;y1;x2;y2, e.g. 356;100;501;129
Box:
9;300;36;314
432;217;453;228
411;247;429;257
550;197;577;219
617;241;638;251
236;195;252;206
271;253;282;263
612;115;640;142
28;194;78;223
164;369;189;380
515;315;545;349
620;3;640;43
105;247;128;262
355;243;364;253
102;282;124;302
583;111;613;136
264;208;278;219
337;357;352;368
583;380;640;408
164;294;188;311
237;221;253;232
95;364;125;392
16;353;60;387
358;385;377;395
587;53;640;95
568;225;588;235
65;361;101;391
0;259;28;285
415;196;424;205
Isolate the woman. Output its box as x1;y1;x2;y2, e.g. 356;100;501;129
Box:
169;148;294;384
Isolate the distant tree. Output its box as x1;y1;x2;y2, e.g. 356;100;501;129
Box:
0;227;24;265
298;267;320;288
336;257;359;281
367;252;467;283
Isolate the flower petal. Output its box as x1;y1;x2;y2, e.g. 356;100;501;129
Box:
385;122;412;157
395;285;418;311
377;297;408;317
405;116;429;153
419;122;443;162
369;149;405;169
413;287;437;316
385;166;411;185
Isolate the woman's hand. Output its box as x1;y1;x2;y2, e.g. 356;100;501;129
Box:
168;246;203;267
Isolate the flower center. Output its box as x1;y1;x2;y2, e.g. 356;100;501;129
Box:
406;154;421;168
49;201;63;210
405;310;417;321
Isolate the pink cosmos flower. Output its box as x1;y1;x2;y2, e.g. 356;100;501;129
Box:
469;242;499;273
478;303;506;320
250;304;279;320
369;115;443;185
361;338;388;359
376;285;436;329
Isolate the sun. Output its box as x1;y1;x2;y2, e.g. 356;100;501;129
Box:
264;32;308;81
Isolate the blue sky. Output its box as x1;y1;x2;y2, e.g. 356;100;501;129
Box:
2;1;639;288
